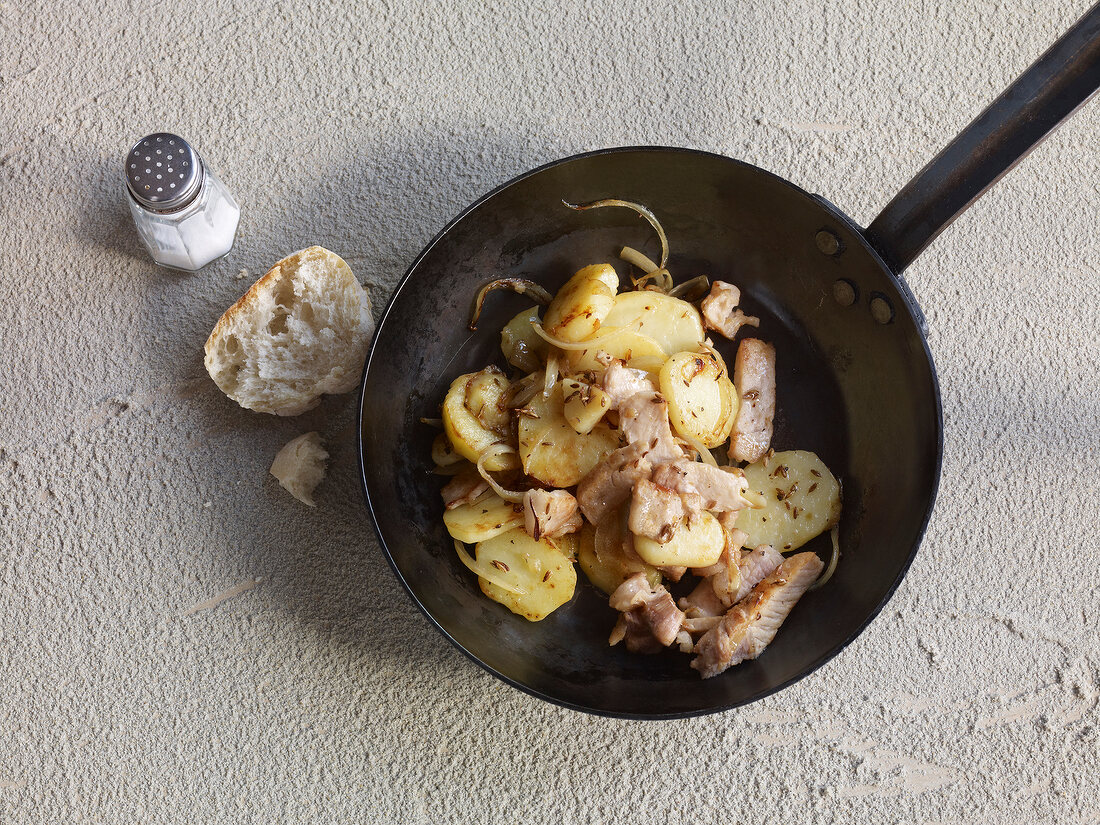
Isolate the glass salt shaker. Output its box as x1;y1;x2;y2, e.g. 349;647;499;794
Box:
124;133;240;271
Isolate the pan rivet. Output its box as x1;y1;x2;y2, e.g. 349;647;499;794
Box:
815;229;843;256
870;293;895;324
832;279;857;307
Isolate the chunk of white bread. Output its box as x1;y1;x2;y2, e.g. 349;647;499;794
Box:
204;246;374;415
270;432;329;506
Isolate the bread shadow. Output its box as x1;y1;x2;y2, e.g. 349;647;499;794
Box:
160;124;561;674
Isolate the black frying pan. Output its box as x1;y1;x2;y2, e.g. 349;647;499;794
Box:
359;7;1100;718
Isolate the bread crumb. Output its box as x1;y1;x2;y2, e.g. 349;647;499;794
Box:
236;268;250;280
270;432;329;506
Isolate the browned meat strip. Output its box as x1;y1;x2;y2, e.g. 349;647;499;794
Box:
733;544;784;602
679;532;747;617
650;459;752;513
441;467;490;510
602;360;657;408
576;442;652;525
679;575;728;619
608;572;686;653
618;391;683;464
700;281;760;340
728;338;776;464
691;551;823;678
628;478;685;543
523;488;583;540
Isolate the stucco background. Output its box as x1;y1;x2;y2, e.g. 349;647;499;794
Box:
2;0;1098;821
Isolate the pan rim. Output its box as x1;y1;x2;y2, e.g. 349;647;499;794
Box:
357;144;944;719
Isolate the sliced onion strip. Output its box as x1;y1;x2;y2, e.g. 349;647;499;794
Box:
563;198;670;269
476;445;525;503
678;434;719;467
669;275;711;301
502;371;543;408
742;489;767;509
530;322;622;351
469;278;553;330
544;350;559;398
631;268;673;293
619;245;660;274
809;525;840;591
454;540;528;595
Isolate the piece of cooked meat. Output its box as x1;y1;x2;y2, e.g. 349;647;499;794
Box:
650;459;752;513
628;478;685;543
700;281;760;340
693;525;748;578
728;338;776;464
608;572;686;653
618;391;683;464
576;442;653;525
523;488;583;540
691;551;823;678
733;544;785;602
679;531;752;620
441;467;490;510
602;360;657;408
655;564;688;582
679;575;728;619
680;529;756;620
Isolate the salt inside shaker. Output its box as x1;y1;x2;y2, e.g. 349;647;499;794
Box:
125;133;240;271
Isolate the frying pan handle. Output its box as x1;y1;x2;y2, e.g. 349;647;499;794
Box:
865;3;1100;273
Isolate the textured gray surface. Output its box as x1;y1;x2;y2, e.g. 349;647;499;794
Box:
2;0;1099;822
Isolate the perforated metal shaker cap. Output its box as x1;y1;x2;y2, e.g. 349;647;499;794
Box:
125;133;203;211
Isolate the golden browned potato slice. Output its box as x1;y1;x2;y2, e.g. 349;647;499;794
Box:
543;264;620;343
659;351;738;448
443;491;524;544
735;450;841;551
576;522;662;595
476;529;577;621
602;291;704;355
565;329;666;373
500;307;548;373
465;368;511;436
518;381;620;487
561;379;612;435
633;510;725;568
442;372;517;471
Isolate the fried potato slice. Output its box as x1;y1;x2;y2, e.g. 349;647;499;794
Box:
659;351;738;448
561;379;612;435
444;491;525;544
442;372;517;471
543;264;620;343
518;381;620;487
633;510;725;568
476;529;577;621
602;291;704;355
735;450;841;552
565;329;665;373
576;522;662;595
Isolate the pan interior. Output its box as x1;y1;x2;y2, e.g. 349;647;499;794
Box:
360;148;941;717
